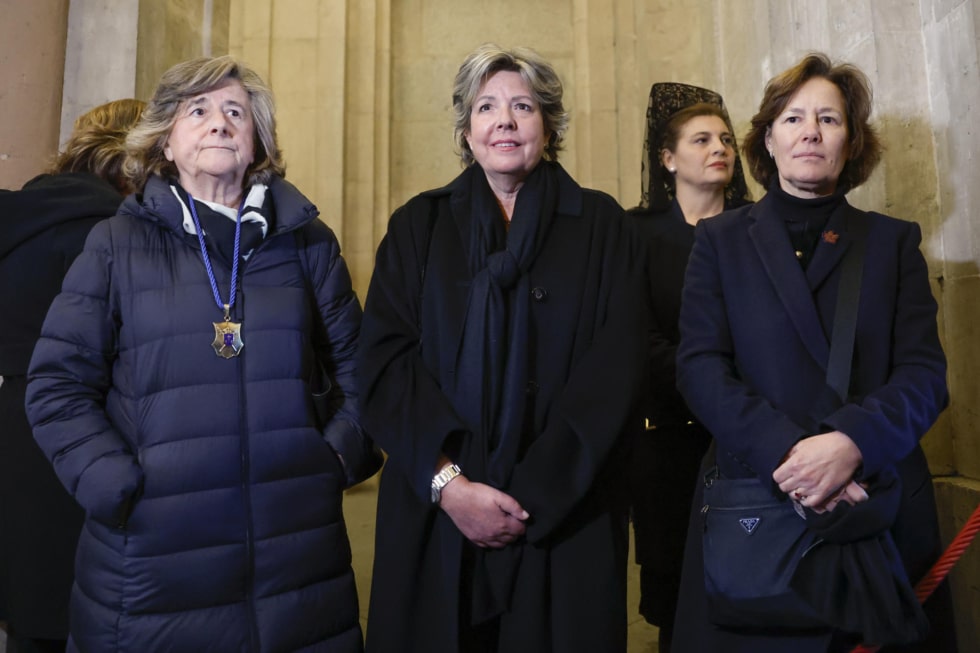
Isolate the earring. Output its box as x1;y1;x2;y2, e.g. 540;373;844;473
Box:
668;167;676;173
768;150;774;159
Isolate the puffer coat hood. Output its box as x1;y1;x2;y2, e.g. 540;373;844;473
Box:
0;172;122;373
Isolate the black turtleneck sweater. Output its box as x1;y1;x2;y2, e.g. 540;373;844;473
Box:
767;179;845;269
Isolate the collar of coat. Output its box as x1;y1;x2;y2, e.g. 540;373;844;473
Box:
419;160;584;217
122;174;320;238
742;193;870;369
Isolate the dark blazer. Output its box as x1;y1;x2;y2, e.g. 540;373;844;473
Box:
672;193;952;652
358;164;647;653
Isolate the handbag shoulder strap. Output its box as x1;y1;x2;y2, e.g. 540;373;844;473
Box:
715;210;871;480
826;211;871;402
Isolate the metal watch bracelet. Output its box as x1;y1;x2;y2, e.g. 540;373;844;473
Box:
430;463;461;503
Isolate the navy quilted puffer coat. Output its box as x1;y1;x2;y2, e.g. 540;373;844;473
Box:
26;175;365;652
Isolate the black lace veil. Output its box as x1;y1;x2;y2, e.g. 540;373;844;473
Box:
637;82;750;212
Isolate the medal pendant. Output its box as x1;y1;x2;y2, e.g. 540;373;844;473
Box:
212;320;244;358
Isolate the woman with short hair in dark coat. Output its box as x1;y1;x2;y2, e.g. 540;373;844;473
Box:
358;43;647;653
673;52;955;652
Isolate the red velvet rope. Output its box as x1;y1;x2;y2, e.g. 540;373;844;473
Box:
850;501;980;653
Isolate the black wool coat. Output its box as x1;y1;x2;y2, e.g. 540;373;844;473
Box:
358;164;648;653
626;200;713;623
0;172;120;639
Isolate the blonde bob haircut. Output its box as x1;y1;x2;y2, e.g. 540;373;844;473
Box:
124;55;285;191
50;98;146;194
743;52;883;194
452;43;569;167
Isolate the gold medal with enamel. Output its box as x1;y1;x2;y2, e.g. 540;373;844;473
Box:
212;315;244;358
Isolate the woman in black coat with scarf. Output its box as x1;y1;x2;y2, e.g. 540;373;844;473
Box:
0;98;144;653
358;44;647;653
626;82;750;653
673;52;956;653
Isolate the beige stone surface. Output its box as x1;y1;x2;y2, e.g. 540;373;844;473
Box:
60;0;139;144
136;0;202;99
0;0;69;189
923;277;956;476
942;275;980;478
933;478;980;653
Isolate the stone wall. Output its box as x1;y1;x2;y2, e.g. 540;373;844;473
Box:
61;0;139;144
0;0;70;189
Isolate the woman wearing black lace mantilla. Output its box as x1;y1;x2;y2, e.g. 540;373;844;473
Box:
626;81;751;653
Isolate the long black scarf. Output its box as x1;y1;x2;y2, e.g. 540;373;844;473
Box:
446;161;559;622
790;468;929;646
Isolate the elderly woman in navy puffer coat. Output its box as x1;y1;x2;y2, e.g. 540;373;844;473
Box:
26;56;375;652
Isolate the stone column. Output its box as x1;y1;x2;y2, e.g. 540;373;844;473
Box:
0;0;70;189
136;0;230;99
229;0;390;299
61;0;140;144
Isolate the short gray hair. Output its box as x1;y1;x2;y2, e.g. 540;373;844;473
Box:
452;44;569;167
124;55;285;191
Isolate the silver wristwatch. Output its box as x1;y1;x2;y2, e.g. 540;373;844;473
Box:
431;463;462;504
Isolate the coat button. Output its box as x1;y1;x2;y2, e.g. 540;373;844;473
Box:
531;287;548;302
525;381;539;396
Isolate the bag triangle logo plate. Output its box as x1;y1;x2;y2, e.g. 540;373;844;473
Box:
739;517;760;534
